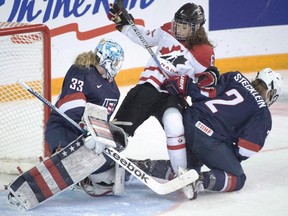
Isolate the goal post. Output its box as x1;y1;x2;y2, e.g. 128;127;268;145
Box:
0;22;51;174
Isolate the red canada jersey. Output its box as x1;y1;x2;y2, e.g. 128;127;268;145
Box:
122;22;215;92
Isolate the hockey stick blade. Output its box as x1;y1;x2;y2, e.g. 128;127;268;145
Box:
18;81;198;195
104;147;199;194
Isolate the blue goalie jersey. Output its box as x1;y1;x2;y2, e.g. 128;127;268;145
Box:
46;64;120;137
184;71;272;160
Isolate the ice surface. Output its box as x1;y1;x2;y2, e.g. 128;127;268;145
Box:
0;70;287;216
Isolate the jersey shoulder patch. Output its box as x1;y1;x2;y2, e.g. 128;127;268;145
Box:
160;22;173;36
189;44;215;67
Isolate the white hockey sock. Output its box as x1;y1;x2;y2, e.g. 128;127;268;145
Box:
167;135;187;173
162;107;187;173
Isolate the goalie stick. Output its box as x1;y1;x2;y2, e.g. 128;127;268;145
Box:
18;81;199;195
115;0;169;79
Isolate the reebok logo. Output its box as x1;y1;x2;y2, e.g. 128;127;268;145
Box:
104;147;150;183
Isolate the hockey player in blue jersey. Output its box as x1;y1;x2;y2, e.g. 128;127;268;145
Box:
45;38;124;154
132;67;282;200
7;39;127;209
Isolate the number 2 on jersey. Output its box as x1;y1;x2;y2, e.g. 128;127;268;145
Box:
205;89;244;113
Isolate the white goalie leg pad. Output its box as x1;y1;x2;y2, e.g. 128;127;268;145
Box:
88;162;125;196
89;167;116;185
113;163;125;195
7;135;107;210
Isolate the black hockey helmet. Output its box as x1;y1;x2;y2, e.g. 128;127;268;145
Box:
172;3;206;40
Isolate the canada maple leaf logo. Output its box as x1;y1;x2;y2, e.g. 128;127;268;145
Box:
159;45;187;67
159;45;182;55
161;55;186;67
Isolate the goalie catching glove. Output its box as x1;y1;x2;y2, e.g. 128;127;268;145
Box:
196;66;220;90
107;3;134;31
82;103;128;154
83;123;128;154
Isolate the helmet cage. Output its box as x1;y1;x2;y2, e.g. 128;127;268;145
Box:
255;68;282;107
95;39;124;81
172;18;200;40
267;88;279;107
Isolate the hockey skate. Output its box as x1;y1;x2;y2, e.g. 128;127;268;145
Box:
73;162;125;197
74;177;114;197
179;168;204;200
129;159;174;180
129;159;203;199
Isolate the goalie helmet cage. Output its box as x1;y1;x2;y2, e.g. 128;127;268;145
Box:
0;22;51;175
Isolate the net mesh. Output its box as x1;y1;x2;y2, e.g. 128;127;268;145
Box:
0;22;50;174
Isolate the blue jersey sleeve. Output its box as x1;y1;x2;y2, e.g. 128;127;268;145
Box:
235;109;272;161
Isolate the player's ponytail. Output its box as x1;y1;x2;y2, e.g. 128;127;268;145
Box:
74;51;98;69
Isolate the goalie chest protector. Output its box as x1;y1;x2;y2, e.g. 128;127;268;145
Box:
8;135;106;210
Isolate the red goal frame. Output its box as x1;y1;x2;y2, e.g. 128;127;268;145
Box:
0;23;52;158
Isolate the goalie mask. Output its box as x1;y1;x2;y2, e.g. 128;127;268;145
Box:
255;68;282;106
172;3;206;41
95;39;124;82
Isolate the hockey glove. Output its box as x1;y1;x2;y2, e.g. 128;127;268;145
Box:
196;66;220;90
84;135;105;154
107;3;134;31
161;75;189;96
109;123;128;152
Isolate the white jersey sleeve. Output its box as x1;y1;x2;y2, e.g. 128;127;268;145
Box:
121;24;163;48
121;23;214;92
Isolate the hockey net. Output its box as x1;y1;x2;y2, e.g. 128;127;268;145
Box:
0;22;51;174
